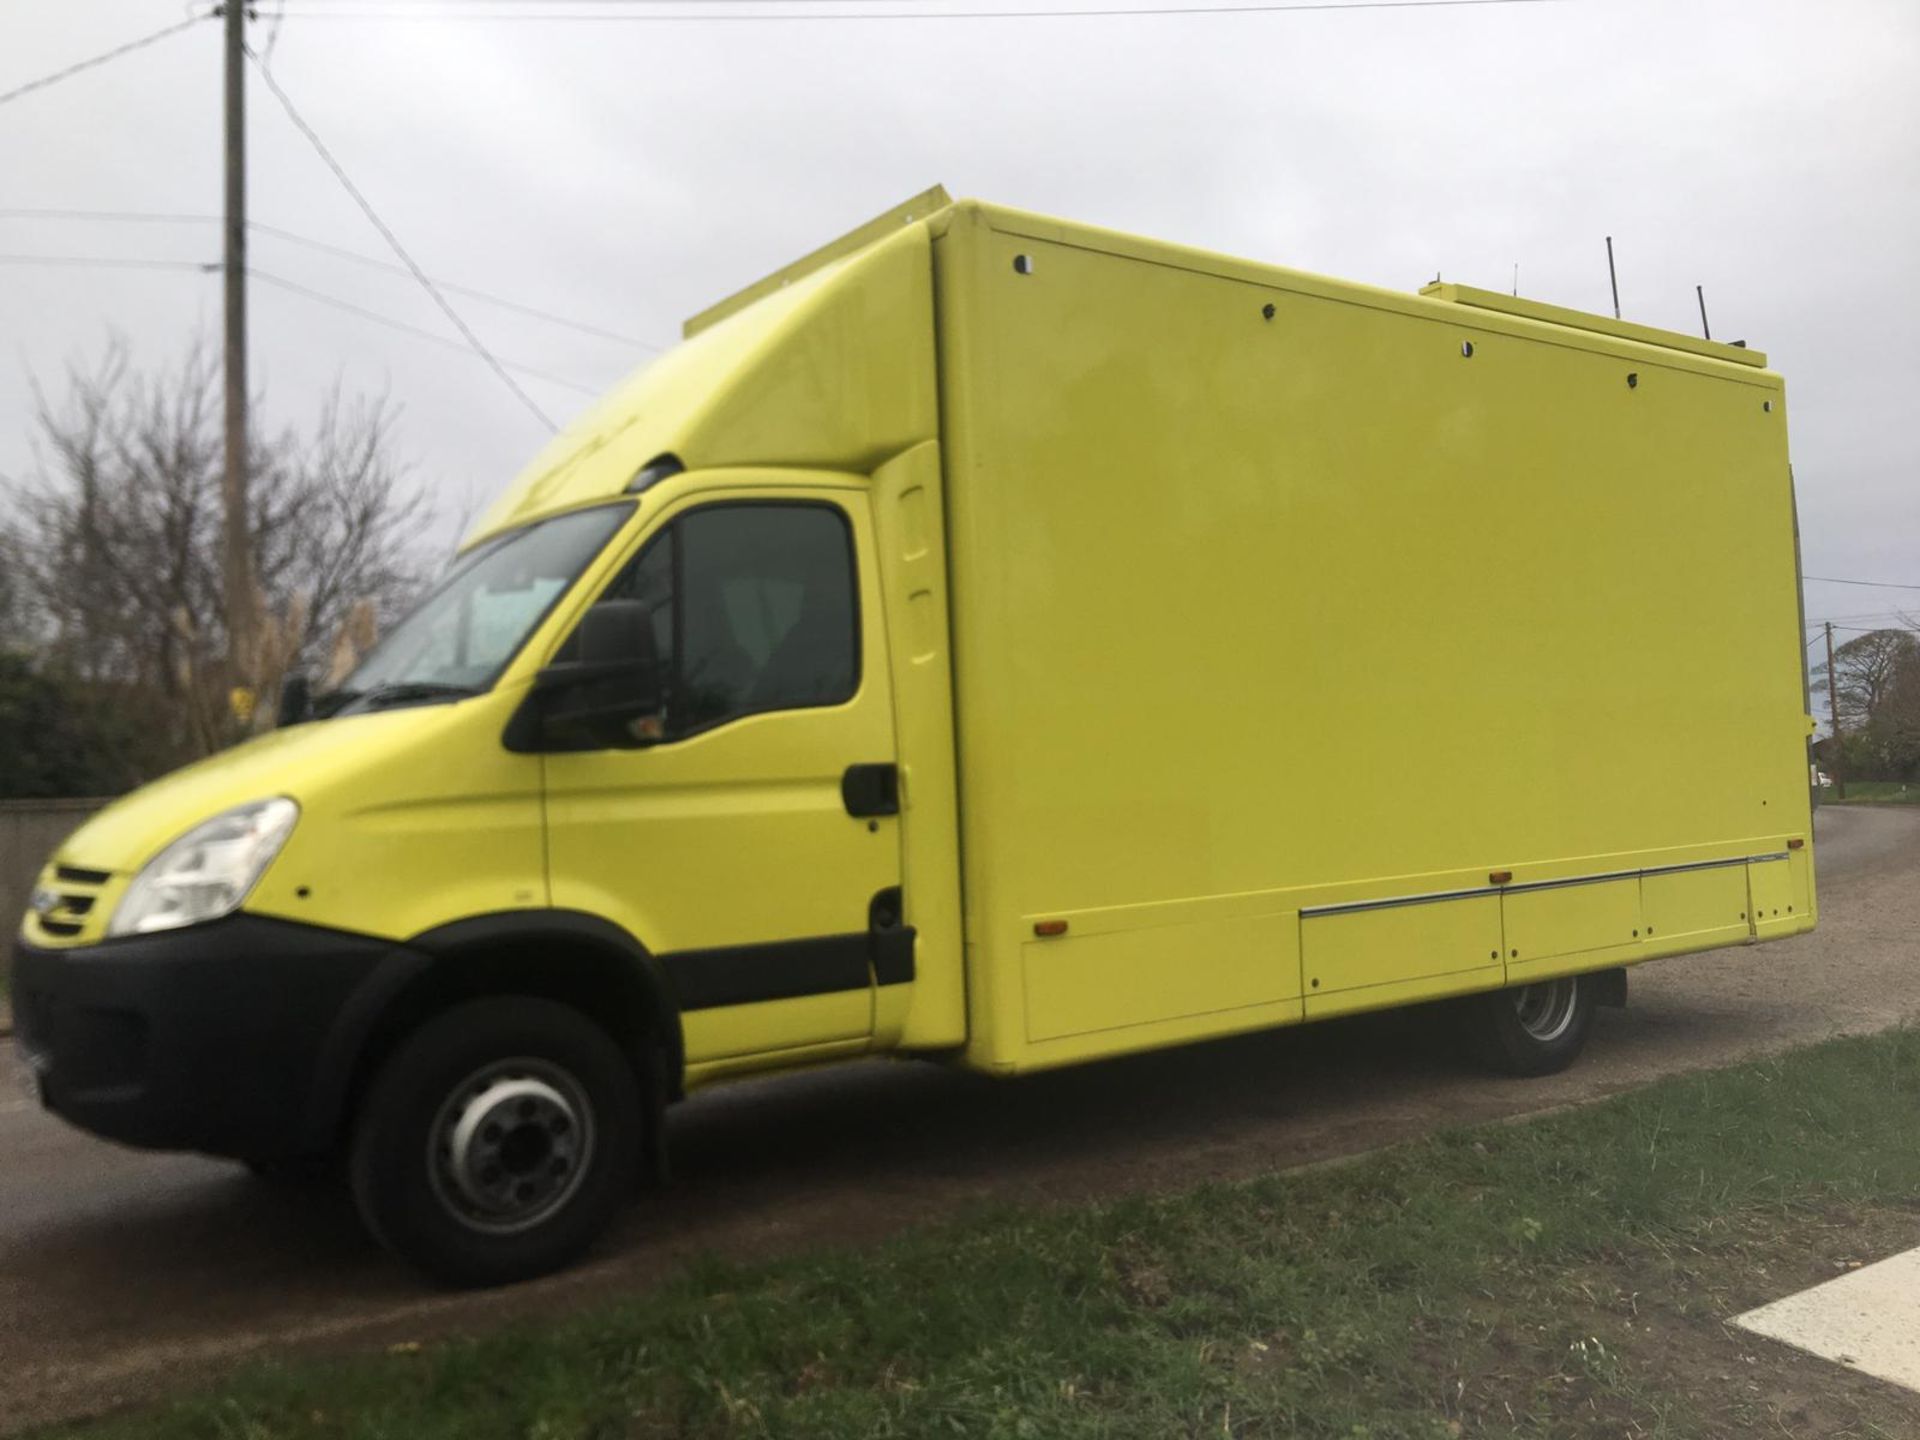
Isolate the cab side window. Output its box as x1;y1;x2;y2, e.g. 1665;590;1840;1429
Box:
578;502;858;740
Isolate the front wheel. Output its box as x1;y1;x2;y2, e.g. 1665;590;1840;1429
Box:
349;997;642;1287
1467;974;1597;1077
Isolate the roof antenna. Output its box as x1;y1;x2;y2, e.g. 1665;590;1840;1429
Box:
1512;262;1519;297
1605;236;1621;319
1696;284;1712;340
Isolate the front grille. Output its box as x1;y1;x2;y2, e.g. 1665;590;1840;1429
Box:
32;863;113;942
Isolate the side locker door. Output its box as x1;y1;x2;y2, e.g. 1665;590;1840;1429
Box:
542;488;903;1068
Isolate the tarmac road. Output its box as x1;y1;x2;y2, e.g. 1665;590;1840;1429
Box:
4;803;1917;1433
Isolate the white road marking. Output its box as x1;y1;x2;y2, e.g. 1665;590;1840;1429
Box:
1734;1246;1920;1394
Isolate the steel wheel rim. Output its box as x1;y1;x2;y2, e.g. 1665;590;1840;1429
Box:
427;1057;596;1236
1511;979;1578;1044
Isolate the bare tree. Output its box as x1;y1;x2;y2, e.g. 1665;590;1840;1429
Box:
3;337;433;767
1811;627;1920;733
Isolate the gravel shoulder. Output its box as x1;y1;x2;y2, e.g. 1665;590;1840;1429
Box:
4;804;1915;1434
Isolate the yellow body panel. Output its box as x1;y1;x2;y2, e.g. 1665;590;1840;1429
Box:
24;192;1815;1102
929;199;1811;1071
539;476;900;1064
24;702;548;950
465;221;937;545
1302;896;1504;1005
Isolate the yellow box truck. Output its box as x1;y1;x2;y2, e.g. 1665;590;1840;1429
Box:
13;188;1815;1284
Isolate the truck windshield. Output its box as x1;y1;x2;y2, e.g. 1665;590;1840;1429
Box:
328;503;632;715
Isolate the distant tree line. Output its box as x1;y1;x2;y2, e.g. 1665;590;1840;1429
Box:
0;339;435;800
1815;627;1920;782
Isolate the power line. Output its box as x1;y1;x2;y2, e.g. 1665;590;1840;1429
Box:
249;269;602;394
245;0;1565;23
0;209;664;352
250;222;664;350
0;254;214;273
0;246;601;394
0;15;205;111
0;246;599;395
1805;612;1918;627
0;208;220;227
1804;574;1920;592
244;48;560;432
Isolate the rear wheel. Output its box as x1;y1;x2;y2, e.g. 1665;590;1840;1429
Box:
1468;974;1596;1076
349;997;641;1287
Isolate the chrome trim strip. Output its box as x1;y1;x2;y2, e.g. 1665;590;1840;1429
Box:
1301;851;1793;919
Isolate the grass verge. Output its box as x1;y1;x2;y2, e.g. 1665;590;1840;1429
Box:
1827;780;1920;805
51;1029;1920;1440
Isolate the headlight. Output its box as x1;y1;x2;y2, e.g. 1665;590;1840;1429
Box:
108;799;300;937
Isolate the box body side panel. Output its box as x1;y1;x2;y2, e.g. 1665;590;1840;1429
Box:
936;210;1809;1074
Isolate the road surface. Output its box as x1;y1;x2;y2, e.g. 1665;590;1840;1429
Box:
4;804;1917;1432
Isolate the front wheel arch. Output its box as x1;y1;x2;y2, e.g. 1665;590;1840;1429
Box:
321;911;682;1161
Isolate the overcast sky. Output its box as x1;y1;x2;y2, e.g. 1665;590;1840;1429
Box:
3;0;1916;676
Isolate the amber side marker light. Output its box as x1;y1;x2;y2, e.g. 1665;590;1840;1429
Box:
1033;920;1069;937
1787;838;1805;850
1489;870;1514;885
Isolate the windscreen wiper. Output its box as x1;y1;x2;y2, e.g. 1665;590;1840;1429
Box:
355;681;482;711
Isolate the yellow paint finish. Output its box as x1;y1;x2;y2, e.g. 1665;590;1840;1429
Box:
1302;964;1510;1023
684;186;952;339
1641;865;1751;948
1017;995;1304;1075
1503;878;1643;975
23;192;1819;1104
869;442;966;1049
1749;856;1805;937
682;992;873;1065
683;1036;873;1092
29;700;547;948
1022;909;1298;1042
539;478;900;1064
1301;896;1504;1001
466;223;937;547
929;199;1810;1074
1421;283;1767;368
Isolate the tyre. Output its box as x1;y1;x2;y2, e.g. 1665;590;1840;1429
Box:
349;996;641;1287
1467;974;1596;1077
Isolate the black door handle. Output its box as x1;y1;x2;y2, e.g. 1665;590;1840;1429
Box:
842;763;899;818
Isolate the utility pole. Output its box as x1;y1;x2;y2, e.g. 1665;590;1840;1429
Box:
222;0;255;710
1824;621;1847;800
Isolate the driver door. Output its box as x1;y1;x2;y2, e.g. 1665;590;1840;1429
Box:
541;488;901;1067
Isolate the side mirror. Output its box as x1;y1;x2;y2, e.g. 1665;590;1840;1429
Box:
576;598;658;671
516;600;664;751
277;672;313;728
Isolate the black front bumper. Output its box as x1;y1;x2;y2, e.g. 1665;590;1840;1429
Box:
12;915;422;1160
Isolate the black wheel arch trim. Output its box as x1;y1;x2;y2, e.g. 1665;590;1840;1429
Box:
297;910;683;1152
407;908;684;1045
